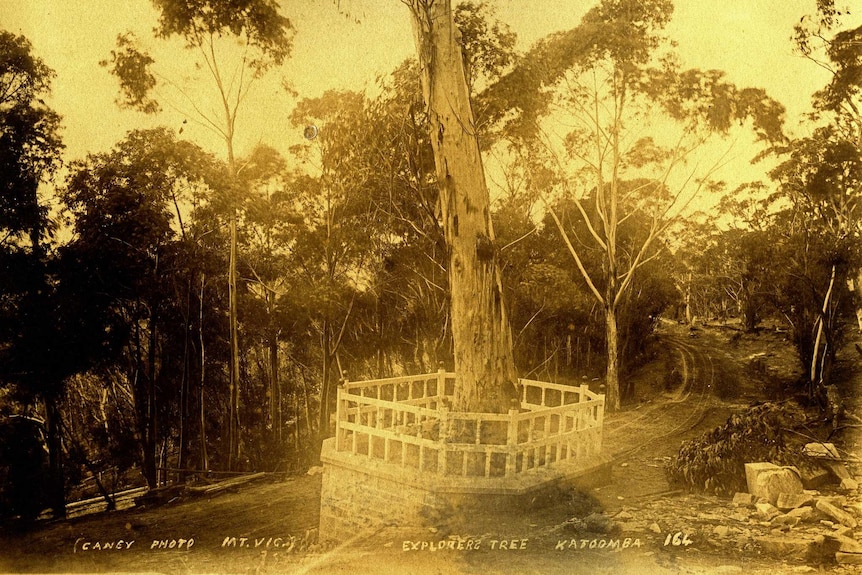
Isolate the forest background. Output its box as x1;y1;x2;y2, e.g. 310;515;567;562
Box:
0;0;860;522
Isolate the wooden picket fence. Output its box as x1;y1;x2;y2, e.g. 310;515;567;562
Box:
334;370;604;479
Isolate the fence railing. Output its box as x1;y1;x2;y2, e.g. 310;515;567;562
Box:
334;371;603;480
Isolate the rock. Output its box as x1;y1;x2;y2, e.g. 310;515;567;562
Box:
771;514;801;528
840;477;859;491
307;466;324;476
824;461;852;481
820;495;848;507
615;510;634;520
833;534;862;553
755;535;818;560
713;525;730;537
811;534;842;563
777;493;814;511
756;502;781;521
799;466;832;489
649;522;662;534
786;507;814;522
803;442;841;459
837;552;862;565
753;467;804;505
729;512;750;522
816;499;858;528
745;462;780;493
821;520;836;528
733;492;756;506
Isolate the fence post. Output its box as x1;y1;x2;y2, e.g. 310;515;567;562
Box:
506;408;518;477
596;397;605;452
437;363;446;400
335;376;347;451
437;405;449;475
580;383;589;430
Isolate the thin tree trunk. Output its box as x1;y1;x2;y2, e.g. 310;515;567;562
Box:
605;306;621;411
228;208;240;470
199;273;209;472
178;282;190;482
301;369;313;440
44;394;66;518
408;0;518;413
685;273;693;325
144;314;158;489
269;320;280;444
810;264;837;393
318;321;332;439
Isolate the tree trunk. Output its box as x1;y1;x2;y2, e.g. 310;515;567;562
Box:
199;273;209;472
178;286;190;481
301;369;313;440
810;264;837;394
742;280;758;332
408;0;518;413
228;208;240;470
268;319;280;444
144;314;158;489
318;321;333;439
684;273;693;325
44;394;66;518
605;305;621;411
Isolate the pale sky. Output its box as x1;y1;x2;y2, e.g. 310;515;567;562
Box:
0;0;846;209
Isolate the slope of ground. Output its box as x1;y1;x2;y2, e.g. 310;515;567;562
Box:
1;323;859;574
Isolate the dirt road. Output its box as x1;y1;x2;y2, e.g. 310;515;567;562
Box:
596;333;738;508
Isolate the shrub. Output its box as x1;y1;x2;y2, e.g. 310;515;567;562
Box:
665;402;809;496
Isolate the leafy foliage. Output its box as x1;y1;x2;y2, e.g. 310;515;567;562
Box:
454;1;516;93
60;128;226;485
666;402;809;496
152;0;293;70
0;31;63;244
0;29;66;516
99;33;160;114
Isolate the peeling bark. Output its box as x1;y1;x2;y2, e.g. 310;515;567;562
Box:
407;0;518;413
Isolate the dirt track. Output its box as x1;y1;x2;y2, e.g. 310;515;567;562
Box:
597;333;737;507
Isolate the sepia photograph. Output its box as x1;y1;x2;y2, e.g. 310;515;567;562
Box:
0;0;861;573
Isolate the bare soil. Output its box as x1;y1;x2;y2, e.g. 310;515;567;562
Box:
2;322;860;575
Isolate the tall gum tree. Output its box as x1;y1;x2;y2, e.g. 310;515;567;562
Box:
482;0;785;410
403;0;518;413
290;90;379;436
104;0;294;469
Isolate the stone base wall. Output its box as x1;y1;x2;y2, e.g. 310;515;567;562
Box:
318;439;611;543
319;459;445;540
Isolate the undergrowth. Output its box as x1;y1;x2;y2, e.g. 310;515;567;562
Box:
666;401;812;496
